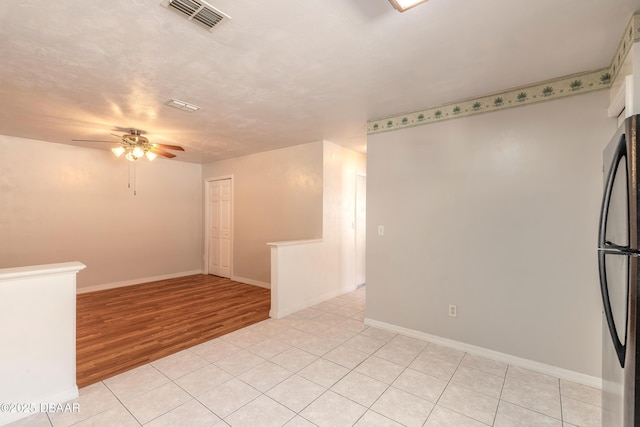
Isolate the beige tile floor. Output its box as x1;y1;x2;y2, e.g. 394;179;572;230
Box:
8;287;601;427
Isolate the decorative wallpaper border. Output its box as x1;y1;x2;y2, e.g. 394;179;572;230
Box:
367;11;640;135
610;11;640;82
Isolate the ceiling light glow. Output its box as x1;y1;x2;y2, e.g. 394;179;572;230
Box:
388;0;429;12
111;146;126;157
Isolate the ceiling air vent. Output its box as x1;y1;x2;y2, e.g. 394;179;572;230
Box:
161;0;230;31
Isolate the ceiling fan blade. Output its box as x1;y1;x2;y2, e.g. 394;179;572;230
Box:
72;139;117;143
152;143;185;151
150;148;176;158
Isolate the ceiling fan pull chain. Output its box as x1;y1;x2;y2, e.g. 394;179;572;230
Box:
127;161;137;195
133;161;137;196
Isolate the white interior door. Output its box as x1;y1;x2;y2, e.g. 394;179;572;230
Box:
355;174;366;287
209;179;232;278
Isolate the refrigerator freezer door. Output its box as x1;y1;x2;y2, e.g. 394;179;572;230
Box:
599;130;630;367
600;115;640;427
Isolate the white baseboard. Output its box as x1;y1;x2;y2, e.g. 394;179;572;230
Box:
231;275;271;289
76;270;204;294
364;318;602;390
270;285;357;319
0;385;78;426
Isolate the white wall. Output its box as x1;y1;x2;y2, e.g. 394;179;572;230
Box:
269;141;366;317
0;136;203;290
366;90;615;378
202;142;324;284
0;262;84;426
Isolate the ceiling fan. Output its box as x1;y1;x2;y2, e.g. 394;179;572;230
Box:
73;129;185;161
73;129;186;195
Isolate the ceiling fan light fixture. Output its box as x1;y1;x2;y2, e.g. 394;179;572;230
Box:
75;129;186;194
132;146;145;158
111;146;126;157
388;0;429;12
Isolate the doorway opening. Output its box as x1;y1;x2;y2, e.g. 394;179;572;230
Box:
355;173;366;288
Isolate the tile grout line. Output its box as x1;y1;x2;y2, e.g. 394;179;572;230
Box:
99;380;144;427
558;378;564;425
500;365;567;424
491;361;508;426
209;324;355;425
428;349;497;426
254;322;389;425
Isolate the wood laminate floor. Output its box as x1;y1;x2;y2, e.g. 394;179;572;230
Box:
76;274;270;388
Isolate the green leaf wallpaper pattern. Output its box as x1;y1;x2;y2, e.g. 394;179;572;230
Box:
367;10;639;135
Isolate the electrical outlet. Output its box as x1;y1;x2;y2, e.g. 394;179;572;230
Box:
448;304;457;317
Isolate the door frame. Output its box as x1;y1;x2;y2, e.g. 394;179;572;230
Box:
204;175;234;277
355;172;366;288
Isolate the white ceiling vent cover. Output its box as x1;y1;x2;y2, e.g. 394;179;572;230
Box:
161;0;230;31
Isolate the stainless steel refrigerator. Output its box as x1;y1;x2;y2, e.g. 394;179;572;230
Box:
599;114;640;426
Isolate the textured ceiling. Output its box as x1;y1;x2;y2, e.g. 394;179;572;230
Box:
0;0;638;163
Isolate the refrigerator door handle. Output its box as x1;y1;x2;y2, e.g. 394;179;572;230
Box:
599;139;627;249
604;240;630;251
599;241;640;256
598;136;627;367
598;248;640;257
